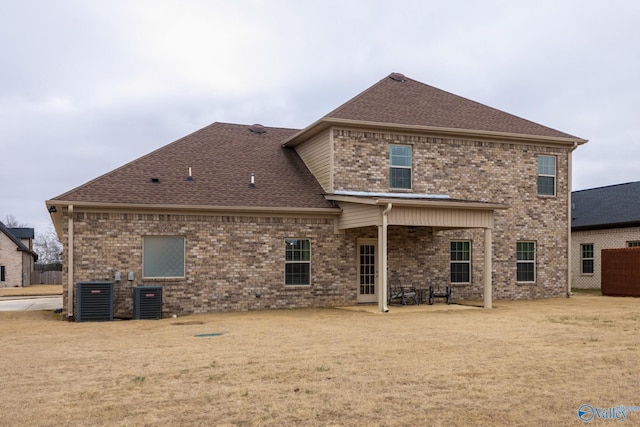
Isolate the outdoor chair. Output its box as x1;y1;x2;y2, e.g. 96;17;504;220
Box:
388;281;420;305
428;286;453;305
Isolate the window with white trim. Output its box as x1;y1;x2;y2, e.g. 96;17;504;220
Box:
143;236;185;278
537;155;556;196
627;241;640;248
285;239;311;285
450;241;471;284
516;241;536;282
581;244;594;274
390;145;412;189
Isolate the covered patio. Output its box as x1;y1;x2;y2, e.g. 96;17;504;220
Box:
326;191;508;312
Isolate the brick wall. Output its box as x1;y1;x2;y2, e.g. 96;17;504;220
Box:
333;129;571;300
61;212;366;317
59;130;572;315
571;226;640;289
0;233;23;287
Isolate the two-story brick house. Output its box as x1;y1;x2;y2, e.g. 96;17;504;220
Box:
46;73;587;318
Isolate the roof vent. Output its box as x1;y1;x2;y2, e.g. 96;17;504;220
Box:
248;124;267;134
389;72;407;82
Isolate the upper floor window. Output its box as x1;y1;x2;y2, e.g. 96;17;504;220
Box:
581;244;594;274
516;241;536;282
285;239;311;285
390;145;412;189
537;155;556;196
627;241;640;247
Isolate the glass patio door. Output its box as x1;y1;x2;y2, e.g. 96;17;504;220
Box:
357;239;377;303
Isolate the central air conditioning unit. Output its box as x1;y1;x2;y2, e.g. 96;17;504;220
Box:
133;286;163;320
75;282;113;322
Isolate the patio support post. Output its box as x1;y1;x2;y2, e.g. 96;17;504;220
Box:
378;203;392;312
484;227;492;309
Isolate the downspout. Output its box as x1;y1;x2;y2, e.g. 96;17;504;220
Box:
567;142;578;297
380;203;392;312
67;205;74;319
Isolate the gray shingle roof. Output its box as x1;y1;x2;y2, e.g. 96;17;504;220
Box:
8;228;34;239
50;73;585;211
325;73;582;140
572;181;640;230
51;123;335;210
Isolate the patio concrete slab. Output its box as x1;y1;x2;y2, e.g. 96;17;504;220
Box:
338;302;481;314
0;296;63;311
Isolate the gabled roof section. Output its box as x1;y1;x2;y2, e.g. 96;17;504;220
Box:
572;181;640;230
48;123;336;211
0;222;38;261
284;72;587;146
9;228;34;240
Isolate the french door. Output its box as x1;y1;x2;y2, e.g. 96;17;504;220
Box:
357;239;377;303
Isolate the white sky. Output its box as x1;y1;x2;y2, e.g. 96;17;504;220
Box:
2;0;639;233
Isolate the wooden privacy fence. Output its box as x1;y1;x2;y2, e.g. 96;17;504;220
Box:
601;247;640;297
31;270;62;285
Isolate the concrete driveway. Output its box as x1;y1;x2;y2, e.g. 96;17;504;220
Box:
0;296;63;311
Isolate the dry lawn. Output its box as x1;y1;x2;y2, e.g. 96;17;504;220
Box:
0;284;62;297
1;294;639;426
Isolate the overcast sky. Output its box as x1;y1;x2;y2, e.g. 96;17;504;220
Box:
2;0;639;234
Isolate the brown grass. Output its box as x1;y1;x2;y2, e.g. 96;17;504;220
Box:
0;284;62;297
1;294;639;426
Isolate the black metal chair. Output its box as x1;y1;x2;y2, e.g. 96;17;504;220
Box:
388;281;420;305
428;286;453;305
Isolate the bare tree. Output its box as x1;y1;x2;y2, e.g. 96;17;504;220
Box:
2;215;62;265
2;214;27;228
34;224;63;265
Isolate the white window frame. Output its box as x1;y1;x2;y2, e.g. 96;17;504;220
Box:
516;241;536;283
581;243;594;274
389;144;412;190
627;241;640;247
284;238;311;286
537;155;556;196
450;240;471;284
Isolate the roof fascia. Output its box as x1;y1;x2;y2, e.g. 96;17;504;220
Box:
283;118;588;148
572;221;640;232
325;194;508;210
46;200;341;217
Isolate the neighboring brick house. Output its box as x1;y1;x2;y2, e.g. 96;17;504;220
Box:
571;181;640;289
46;73;587;318
0;222;38;287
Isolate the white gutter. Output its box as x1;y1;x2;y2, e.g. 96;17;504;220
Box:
380;203;392;313
67;205;74;319
333;190;449;199
567;141;579;297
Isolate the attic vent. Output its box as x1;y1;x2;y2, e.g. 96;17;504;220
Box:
248;124;267;134
389;72;407;82
150;177;160;183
